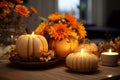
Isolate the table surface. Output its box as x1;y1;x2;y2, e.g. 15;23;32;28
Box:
0;60;120;80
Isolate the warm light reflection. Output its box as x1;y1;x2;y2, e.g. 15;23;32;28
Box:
107;74;112;78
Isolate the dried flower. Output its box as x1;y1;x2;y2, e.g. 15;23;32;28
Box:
99;36;120;56
30;6;38;14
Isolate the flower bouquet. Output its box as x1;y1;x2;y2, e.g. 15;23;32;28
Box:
35;12;87;58
0;0;37;45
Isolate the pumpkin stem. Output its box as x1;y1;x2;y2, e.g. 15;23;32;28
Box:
79;38;91;44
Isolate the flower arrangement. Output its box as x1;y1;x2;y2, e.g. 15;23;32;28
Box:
0;0;37;28
35;12;87;41
0;0;37;45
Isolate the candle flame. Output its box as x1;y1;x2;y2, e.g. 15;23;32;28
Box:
81;48;84;54
109;49;112;53
32;32;34;36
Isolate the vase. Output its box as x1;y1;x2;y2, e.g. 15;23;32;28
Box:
0;25;26;59
50;38;79;59
0;25;26;46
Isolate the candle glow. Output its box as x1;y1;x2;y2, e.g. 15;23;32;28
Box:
32;32;34;36
101;48;119;66
101;49;119;55
81;48;84;54
109;49;111;53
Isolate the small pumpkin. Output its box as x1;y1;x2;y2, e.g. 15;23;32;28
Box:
75;43;99;56
66;52;98;72
16;34;48;58
50;38;79;58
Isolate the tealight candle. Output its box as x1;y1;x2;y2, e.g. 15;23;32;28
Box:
101;49;119;66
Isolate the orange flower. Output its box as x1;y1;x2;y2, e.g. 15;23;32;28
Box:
48;13;61;21
77;23;87;39
35;22;48;35
48;24;71;40
0;1;8;7
30;7;38;13
35;13;87;41
15;0;23;3
8;2;14;8
15;5;29;17
65;14;77;27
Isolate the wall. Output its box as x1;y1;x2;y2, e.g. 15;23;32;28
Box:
26;0;120;29
91;0;120;27
90;0;106;27
26;0;58;31
106;0;120;28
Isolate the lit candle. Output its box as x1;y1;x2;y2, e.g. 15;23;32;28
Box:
102;49;119;55
80;48;85;54
75;48;88;56
15;32;48;58
101;49;119;66
66;48;98;72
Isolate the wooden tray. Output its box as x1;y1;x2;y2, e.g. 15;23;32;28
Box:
9;56;59;68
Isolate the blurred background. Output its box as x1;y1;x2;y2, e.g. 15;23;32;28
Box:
27;0;120;42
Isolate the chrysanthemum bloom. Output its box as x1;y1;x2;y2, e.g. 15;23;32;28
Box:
48;13;61;21
77;23;87;39
48;23;71;40
15;5;29;17
0;1;8;7
35;13;87;41
35;22;48;35
65;14;77;27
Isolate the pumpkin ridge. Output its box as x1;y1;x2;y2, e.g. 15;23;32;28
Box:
37;36;44;52
39;36;44;52
16;35;48;60
16;35;25;54
33;37;35;57
27;37;29;58
42;36;48;52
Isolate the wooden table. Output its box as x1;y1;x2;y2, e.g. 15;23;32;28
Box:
0;60;120;80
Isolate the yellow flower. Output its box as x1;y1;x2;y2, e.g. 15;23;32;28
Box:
48;12;61;21
69;31;79;39
65;14;77;27
35;22;48;35
77;23;87;39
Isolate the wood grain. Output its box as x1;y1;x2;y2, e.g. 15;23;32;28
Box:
0;60;120;80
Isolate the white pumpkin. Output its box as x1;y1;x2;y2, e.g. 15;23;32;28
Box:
16;34;48;58
66;52;98;72
75;43;99;56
